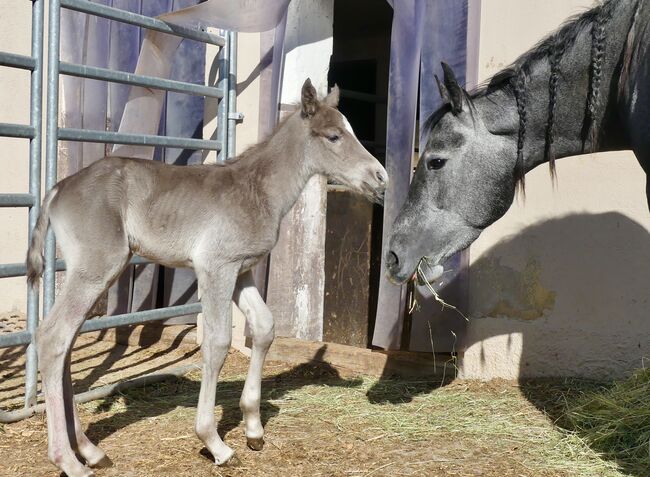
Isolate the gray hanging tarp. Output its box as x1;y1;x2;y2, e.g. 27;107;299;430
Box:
372;0;426;349
410;0;470;353
372;0;471;350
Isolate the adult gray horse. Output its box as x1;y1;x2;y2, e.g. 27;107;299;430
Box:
387;0;650;284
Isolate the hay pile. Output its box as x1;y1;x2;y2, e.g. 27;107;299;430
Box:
561;368;650;474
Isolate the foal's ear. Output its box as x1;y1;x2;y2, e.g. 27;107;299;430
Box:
301;78;319;118
440;62;464;115
323;84;340;108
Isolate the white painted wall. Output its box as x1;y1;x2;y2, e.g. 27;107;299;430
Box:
0;1;36;313
459;0;650;379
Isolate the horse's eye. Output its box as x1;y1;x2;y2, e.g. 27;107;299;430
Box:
426;158;447;171
327;134;340;143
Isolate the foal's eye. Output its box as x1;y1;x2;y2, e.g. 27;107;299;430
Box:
426;158;447;171
327;134;340;143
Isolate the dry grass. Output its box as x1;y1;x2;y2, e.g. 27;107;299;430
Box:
0;324;647;476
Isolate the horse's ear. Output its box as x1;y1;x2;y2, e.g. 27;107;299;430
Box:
435;74;452;106
441;62;464;115
323;84;340;108
301;78;319;118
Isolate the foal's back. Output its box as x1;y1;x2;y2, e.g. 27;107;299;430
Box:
48;156;259;269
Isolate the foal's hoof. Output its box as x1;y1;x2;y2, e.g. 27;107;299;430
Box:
89;454;113;469
217;453;241;467
247;437;264;451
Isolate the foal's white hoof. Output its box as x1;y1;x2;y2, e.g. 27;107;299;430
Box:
214;449;238;467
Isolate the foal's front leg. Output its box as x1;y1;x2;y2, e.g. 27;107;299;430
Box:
194;262;239;465
232;270;274;450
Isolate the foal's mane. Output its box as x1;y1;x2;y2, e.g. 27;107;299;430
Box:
468;0;631;188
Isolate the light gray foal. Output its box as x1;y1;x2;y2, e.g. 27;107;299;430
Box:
26;79;388;477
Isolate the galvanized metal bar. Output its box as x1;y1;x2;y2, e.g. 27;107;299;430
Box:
59;61;224;98
24;0;44;407
61;0;226;47
0;364;197;423
80;303;203;333
216;30;229;162
0;194;34;207
44;0;62;316
226;31;238;159
0;52;36;71
0;256;149;280
0;260;65;280
0;123;35;139
0;330;32;349
59;128;222;150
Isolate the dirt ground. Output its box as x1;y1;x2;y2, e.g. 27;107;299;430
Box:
0;320;631;477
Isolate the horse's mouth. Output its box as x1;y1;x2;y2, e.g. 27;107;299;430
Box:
415;261;445;285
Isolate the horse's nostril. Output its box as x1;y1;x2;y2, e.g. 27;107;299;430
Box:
376;170;386;184
386;251;399;269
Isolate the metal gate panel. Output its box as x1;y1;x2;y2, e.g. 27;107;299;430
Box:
0;0;237;422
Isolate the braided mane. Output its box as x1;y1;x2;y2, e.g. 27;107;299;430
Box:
471;0;621;187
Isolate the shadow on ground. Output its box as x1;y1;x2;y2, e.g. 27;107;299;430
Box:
364;212;650;477
84;347;363;457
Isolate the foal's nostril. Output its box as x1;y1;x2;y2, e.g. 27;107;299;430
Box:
386;251;399;269
376;170;387;184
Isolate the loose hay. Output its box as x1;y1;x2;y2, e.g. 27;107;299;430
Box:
560;368;650;475
0;336;644;476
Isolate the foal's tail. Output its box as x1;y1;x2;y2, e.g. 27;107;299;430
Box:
26;187;58;287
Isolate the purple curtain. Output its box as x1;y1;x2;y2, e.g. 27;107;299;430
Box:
372;0;470;350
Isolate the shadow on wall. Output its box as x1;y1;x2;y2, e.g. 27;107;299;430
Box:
462;211;649;380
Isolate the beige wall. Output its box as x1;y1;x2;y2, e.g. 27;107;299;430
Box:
0;1;36;313
460;0;650;379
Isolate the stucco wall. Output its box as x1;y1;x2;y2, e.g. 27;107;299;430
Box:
0;1;35;313
459;0;650;379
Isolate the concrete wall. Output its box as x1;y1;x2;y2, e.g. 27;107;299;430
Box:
0;1;35;313
459;0;650;379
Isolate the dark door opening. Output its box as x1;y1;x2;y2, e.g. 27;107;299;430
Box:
323;0;392;348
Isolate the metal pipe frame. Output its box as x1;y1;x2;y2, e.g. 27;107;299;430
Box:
0;0;236;420
226;31;238;159
1;364;198;424
59;61;225;99
61;0;226;47
216;29;230;162
58;128;223;151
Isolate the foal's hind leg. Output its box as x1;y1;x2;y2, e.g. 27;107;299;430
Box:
38;255;129;477
232;270;274;450
63;353;111;468
193;259;239;465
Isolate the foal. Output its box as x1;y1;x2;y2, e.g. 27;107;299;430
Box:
27;79;388;477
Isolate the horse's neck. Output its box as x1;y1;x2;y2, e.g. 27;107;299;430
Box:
477;0;639;174
245;112;316;217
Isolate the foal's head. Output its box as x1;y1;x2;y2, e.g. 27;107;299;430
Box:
300;79;388;204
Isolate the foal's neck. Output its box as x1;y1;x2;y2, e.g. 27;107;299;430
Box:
244;111;316;218
476;0;638;174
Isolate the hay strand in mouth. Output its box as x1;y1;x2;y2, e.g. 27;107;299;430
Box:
415;259;469;322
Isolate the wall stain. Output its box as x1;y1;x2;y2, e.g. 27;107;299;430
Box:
471;258;556;320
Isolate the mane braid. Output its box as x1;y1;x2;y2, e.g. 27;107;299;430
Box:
545;37;565;180
511;67;528;192
585;4;609;150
